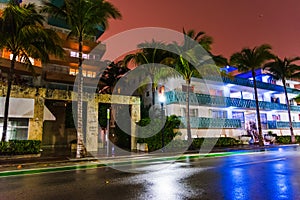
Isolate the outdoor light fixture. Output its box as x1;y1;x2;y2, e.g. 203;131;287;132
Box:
159;92;166;151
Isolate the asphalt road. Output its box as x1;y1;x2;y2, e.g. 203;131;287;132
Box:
1;146;300;200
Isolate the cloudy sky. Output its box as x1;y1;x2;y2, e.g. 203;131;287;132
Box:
102;0;300;59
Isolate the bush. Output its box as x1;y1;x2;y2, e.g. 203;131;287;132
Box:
296;136;300;143
276;136;291;144
275;136;300;144
0;140;41;155
191;137;241;149
136;115;182;152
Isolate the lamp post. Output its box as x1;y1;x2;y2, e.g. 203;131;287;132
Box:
159;94;166;151
106;108;110;156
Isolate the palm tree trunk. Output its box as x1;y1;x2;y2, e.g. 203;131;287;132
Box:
186;81;192;143
76;37;86;158
1;54;17;142
282;78;296;143
152;83;156;106
252;69;264;146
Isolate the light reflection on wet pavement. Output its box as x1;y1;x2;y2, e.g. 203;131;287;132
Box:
1;146;300;200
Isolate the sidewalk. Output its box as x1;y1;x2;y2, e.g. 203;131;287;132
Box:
0;144;299;173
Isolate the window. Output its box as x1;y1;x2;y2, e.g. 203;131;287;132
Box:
0;118;29;141
260;113;267;124
272;114;281;121
180;108;198;117
69;69;96;78
190;109;198;117
69;68;78;76
70;51;89;59
10;54;34;65
210;89;223;96
210;110;227;119
182;85;194;92
271;96;280;103
232;111;244;122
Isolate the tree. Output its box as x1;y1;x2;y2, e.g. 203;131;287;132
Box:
0;0;64;142
230;44;275;146
166;29;219;144
123;40;173;105
264;56;300;143
99;60;129;94
42;0;121;158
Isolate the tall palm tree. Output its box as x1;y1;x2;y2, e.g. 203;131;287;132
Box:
264;57;300;143
123;40;173;105
230;44;275;146
166;29;219;143
0;0;64;142
42;0;121;158
99;60;129;94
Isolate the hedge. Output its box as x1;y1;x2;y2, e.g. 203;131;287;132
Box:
138;137;241;152
276;136;300;144
0;140;41;155
191;137;241;149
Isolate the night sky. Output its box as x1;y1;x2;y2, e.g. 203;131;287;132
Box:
102;0;300;59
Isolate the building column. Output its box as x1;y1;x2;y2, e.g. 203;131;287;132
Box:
85;95;98;152
131;104;140;151
28;96;44;141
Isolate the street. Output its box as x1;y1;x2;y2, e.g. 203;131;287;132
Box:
1;146;300;200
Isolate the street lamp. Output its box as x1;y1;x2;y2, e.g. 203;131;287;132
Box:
106;108;110;156
159;94;166;151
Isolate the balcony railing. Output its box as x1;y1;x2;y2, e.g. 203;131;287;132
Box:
267;121;300;129
179;117;242;129
166;91;300;112
204;76;300;95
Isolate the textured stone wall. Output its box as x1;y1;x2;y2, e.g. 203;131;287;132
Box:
0;83;140;151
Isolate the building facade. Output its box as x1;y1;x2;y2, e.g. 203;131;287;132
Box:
161;67;300;140
0;0;141;151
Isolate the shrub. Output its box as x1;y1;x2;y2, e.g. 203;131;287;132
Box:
276;136;291;144
275;136;300;144
296;136;300;143
191;137;240;149
136;115;182;152
0;140;41;155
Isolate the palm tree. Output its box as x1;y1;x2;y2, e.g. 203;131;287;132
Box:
99;60;129;94
123;40;173;105
264;57;300;143
0;0;64;142
166;29;219;143
230;44;275;146
42;0;121;158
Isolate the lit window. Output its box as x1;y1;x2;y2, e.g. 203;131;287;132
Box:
10;54;35;65
69;68;78;76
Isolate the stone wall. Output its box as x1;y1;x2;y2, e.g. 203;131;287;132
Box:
0;83;140;151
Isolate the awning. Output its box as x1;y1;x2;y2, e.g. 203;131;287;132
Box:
43;105;56;121
0;97;34;118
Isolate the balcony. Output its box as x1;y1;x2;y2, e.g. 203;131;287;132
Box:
179;117;242;129
267;121;300;129
204;76;300;95
165;91;300;112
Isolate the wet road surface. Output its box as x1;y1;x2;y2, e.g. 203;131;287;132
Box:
1;146;300;200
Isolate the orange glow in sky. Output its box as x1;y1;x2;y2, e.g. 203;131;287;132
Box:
102;0;300;59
